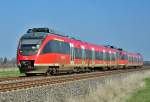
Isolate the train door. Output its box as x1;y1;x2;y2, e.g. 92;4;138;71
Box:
70;43;75;65
81;46;85;65
92;48;95;65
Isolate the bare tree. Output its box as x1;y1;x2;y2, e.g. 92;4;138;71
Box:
3;57;7;65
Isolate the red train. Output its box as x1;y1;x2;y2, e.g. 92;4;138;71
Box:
17;28;143;76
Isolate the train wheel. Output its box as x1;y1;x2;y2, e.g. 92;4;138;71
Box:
50;67;59;75
73;67;80;73
45;67;58;76
89;67;95;72
84;67;90;72
45;72;50;76
45;69;51;76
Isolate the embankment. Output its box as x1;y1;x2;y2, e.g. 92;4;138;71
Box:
0;69;150;102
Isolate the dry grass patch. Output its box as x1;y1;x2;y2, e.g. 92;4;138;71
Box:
68;71;150;102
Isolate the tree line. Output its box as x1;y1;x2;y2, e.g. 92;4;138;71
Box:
0;57;16;67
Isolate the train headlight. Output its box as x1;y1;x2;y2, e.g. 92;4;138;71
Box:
32;46;36;49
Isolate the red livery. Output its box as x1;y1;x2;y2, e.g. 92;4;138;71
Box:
17;28;143;75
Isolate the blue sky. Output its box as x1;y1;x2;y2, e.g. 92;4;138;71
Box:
0;0;150;60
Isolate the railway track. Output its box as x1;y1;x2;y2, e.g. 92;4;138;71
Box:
0;67;149;92
0;76;45;84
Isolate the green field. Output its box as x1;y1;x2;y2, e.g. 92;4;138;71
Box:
127;78;150;102
0;68;24;78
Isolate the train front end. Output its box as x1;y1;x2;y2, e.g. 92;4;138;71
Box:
17;28;48;75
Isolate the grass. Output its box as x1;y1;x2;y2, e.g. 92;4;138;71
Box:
68;70;150;102
0;68;24;78
126;78;150;102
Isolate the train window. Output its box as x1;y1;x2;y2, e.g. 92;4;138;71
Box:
128;56;130;62
108;53;111;61
81;47;86;60
85;49;89;59
139;58;141;62
135;57;137;62
75;48;82;59
132;57;134;62
105;52;110;61
131;57;133;62
129;56;131;62
110;53;112;61
86;50;92;60
103;52;107;60
134;57;136;62
42;40;70;54
137;58;139;62
133;57;135;62
108;53;110;61
114;54;116;60
130;56;132;62
112;54;115;61
139;57;141;62
109;53;111;60
100;52;103;60
95;51;101;60
116;52;120;59
61;41;70;54
121;55;127;60
135;58;138;62
129;56;132;62
88;50;92;60
42;41;51;54
20;38;43;56
95;51;99;60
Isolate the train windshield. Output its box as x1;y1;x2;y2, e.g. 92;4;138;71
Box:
19;38;42;56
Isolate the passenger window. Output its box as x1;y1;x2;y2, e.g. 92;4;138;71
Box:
106;52;110;61
75;48;82;59
99;52;103;60
42;40;70;54
112;54;115;61
85;49;89;59
103;52;107;60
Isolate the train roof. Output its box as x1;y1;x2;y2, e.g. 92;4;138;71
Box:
22;28;81;40
22;28;124;51
22;28;142;55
